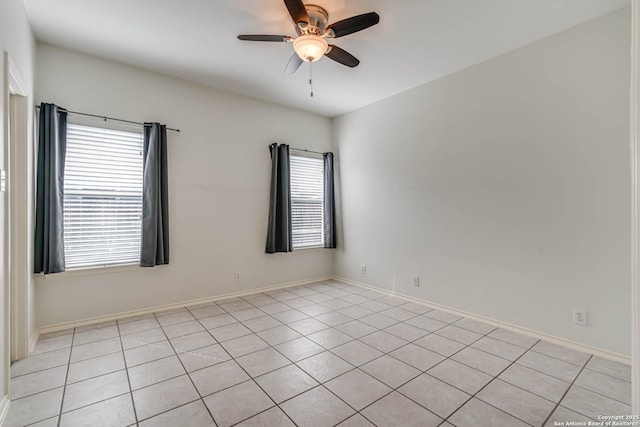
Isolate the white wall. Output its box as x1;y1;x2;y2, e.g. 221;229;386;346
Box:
0;0;35;407
34;44;333;327
334;8;631;356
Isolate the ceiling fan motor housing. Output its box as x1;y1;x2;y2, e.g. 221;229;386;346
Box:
300;5;329;35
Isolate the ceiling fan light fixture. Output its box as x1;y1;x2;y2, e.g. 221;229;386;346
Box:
293;35;328;62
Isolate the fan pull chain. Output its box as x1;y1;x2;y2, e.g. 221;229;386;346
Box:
309;61;314;98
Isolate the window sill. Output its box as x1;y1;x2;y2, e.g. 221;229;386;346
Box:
293;246;326;251
37;263;140;279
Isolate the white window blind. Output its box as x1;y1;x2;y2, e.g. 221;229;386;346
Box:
290;154;324;249
63;124;144;269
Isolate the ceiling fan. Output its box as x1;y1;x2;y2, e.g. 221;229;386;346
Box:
237;0;380;75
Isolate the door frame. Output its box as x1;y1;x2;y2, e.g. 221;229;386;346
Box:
631;0;639;415
4;52;29;370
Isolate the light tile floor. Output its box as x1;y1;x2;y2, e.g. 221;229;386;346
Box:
4;280;633;427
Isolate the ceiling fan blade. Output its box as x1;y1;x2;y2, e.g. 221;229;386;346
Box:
237;35;291;42
325;45;360;68
326;12;380;38
284;0;311;25
285;52;304;74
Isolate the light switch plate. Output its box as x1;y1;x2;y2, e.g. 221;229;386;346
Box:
0;169;5;192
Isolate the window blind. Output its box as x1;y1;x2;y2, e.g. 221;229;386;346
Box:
290;154;324;249
63;124;144;269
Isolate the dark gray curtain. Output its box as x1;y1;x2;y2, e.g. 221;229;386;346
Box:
266;143;292;253
323;152;337;249
140;123;170;267
34;103;67;274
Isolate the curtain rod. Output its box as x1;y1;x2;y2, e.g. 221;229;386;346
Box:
35;105;180;133
290;147;324;156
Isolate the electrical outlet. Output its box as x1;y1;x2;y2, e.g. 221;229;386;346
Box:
573;309;587;326
234;272;240;282
361;265;367;275
413;277;420;287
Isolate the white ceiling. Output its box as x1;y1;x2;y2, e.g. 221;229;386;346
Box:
23;0;629;117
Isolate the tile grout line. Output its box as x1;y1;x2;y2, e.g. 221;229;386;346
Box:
476;342;632;408
184;306;301;427
56;391;134;422
331;320;460;423
40;344;135;423
355;322;504;426
206;287;495;425
175;282;338;425
501;353;591;389
291;285;483;424
54;326;77;427
115;318;141;426
442;337;543;427
207;283;377;425
275;306;484;425
570;382;632;407
540;355;595;426
229;404;299;427
220;306;320;427
416;327;616;408
147;311;221;426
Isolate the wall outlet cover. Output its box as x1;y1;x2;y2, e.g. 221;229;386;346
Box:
573;309;587;326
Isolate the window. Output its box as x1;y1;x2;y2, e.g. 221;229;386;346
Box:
63;123;144;269
290;154;324;249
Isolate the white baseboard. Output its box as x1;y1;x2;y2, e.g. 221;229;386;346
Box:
334;276;632;365
38;276;332;335
28;331;39;354
0;395;10;426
